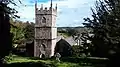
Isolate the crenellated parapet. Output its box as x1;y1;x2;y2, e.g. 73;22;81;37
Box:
35;4;57;16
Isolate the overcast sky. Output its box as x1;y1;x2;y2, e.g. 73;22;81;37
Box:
10;0;96;27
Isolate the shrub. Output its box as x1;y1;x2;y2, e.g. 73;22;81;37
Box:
72;45;82;57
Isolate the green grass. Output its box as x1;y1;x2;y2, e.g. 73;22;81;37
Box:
4;55;106;67
6;55;81;67
6;55;52;64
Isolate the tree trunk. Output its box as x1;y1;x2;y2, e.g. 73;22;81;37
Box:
0;5;12;64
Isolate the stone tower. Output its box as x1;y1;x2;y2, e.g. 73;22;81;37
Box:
34;1;57;58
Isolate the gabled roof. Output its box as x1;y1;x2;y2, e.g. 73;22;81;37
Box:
64;36;76;46
56;35;65;42
57;36;76;46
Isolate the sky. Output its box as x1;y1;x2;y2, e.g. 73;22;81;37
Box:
11;0;96;27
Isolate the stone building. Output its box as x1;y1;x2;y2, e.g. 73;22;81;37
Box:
34;1;57;58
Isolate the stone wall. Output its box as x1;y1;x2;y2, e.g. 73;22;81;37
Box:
35;28;52;39
34;3;57;58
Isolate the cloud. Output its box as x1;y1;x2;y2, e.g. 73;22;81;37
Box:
13;0;95;27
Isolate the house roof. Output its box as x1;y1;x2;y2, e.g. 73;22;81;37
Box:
64;36;76;46
57;36;76;46
56;35;65;42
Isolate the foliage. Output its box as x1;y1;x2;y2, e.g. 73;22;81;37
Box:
0;3;10;63
0;0;21;18
10;20;35;58
24;21;35;41
66;27;76;36
0;0;21;64
80;32;94;57
72;32;93;57
5;54;109;67
10;20;26;48
83;0;120;57
72;45;81;57
5;54;108;67
10;20;35;48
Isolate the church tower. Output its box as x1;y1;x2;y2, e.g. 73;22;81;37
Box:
34;0;57;58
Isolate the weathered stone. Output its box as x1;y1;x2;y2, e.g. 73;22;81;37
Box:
34;2;57;58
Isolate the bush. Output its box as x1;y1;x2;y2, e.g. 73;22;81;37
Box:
72;45;82;57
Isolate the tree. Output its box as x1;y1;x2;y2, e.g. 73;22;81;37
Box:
10;20;35;50
83;0;120;58
66;27;76;36
0;0;21;64
24;21;35;41
10;20;26;48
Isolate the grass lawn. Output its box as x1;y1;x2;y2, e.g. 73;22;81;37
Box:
4;55;106;67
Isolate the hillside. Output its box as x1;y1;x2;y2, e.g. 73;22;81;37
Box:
57;26;90;38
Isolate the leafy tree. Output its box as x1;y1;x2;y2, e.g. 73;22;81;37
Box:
10;20;35;49
24;21;35;41
66;27;76;36
83;0;120;57
10;21;26;48
72;32;93;57
72;45;81;57
80;32;94;57
83;0;120;64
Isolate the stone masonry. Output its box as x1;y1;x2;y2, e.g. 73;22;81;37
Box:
34;2;57;58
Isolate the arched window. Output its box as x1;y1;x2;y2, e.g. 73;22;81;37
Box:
42;17;46;23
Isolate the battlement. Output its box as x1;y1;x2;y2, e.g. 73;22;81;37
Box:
35;4;57;16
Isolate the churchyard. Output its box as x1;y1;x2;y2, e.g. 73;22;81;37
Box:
4;54;107;67
1;0;120;66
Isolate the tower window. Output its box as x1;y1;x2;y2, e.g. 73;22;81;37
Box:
42;17;46;23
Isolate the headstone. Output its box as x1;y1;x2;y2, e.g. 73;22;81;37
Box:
55;53;61;62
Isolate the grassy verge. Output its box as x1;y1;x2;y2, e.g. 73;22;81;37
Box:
4;55;107;67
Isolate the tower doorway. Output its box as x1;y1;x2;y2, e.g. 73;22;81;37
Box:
39;44;46;58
